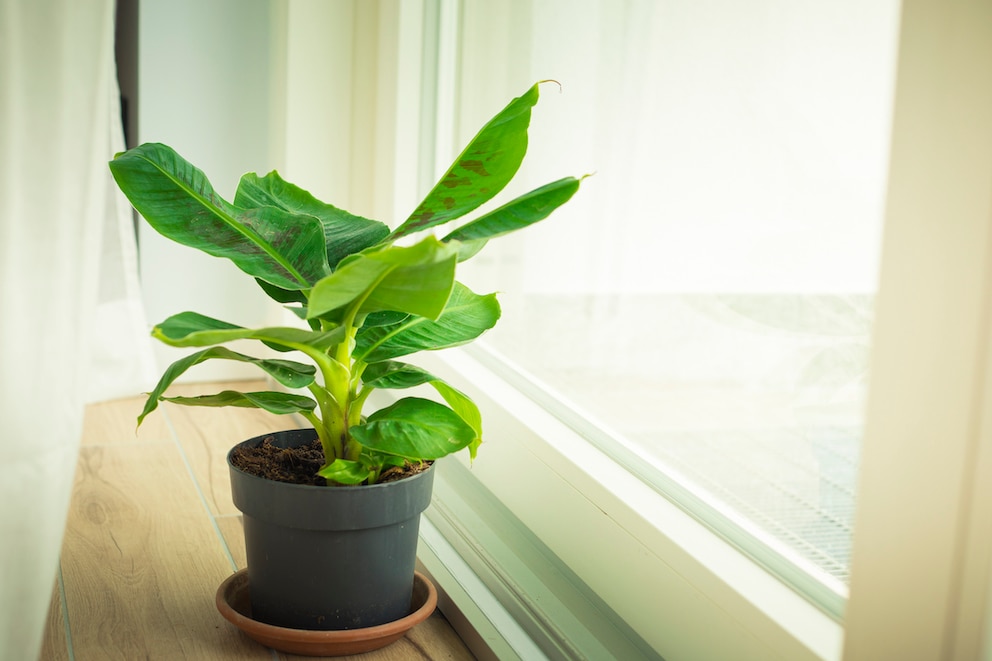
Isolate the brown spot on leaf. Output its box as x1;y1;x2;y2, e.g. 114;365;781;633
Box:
460;159;490;177
442;197;456;210
441;174;471;189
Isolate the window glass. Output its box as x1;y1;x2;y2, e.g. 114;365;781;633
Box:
453;0;899;607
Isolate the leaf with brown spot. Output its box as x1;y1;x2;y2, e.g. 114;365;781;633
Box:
389;82;546;240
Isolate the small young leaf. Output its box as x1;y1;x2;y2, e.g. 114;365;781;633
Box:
317;459;373;485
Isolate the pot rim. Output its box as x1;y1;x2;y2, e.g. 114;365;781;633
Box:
226;427;435;492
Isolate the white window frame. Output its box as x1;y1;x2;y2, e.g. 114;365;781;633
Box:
842;1;992;658
279;1;992;658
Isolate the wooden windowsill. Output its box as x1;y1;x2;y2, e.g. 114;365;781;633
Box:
41;381;475;660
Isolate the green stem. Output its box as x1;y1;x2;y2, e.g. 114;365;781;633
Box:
350;386;373;426
300;409;335;463
307;383;343;458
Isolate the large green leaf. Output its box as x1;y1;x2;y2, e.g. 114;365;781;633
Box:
442;176;582;245
138;347;316;425
235;171;389;268
152;311;343;351
361;310;410;328
350;397;476;459
361;361;437;389
361;361;483;457
354;282;500;363
389;82;545;240
307;237;458;320
161;390;317;416
109;143;330;289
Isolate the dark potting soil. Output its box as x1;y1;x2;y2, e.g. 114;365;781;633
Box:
230;436;431;486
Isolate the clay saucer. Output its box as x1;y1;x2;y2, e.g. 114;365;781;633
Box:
216;569;437;656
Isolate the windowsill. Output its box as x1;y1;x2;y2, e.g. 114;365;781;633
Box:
44;385;475;660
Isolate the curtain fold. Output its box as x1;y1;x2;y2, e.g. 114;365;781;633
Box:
0;1;154;657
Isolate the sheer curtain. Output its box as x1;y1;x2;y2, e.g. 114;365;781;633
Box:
455;0;897;602
0;1;154;658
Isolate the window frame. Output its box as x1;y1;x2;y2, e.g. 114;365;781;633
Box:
841;1;992;658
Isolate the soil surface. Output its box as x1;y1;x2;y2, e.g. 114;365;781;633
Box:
230;436;431;486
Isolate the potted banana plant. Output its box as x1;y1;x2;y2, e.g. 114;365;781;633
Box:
109;81;583;655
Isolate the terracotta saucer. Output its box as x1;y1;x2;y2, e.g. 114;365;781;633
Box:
216;569;437;656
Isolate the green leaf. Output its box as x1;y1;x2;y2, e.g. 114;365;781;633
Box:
430;380;483;459
360;362;483;459
235;171;389;268
317;459;373;485
443;177;582;245
255;278;307;305
361;311;410;328
452;239;488;262
350;397;477;460
354;282;500;362
138;347;316;425
389;82;546;240
361;361;436;389
152;311;344;351
161;390;317;416
307;237;458;320
109;143;330;289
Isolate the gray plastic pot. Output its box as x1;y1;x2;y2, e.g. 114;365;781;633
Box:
227;428;435;631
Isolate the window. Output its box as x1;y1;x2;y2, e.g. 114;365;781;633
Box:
447;0;898;616
279;1;992;657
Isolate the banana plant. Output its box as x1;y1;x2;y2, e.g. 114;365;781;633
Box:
109;81;584;485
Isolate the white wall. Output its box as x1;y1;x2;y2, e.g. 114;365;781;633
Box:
135;0;427;379
137;0;283;380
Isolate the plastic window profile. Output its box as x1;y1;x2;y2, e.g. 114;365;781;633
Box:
419;457;662;661
405;347;844;661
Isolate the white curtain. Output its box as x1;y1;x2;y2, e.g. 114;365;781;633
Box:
0;1;155;658
455;0;897;589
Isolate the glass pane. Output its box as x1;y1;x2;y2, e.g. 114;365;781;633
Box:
452;0;899;610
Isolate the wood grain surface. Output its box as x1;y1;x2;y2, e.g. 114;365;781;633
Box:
41;383;475;661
